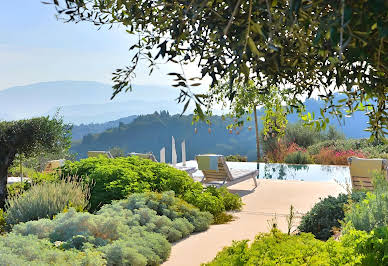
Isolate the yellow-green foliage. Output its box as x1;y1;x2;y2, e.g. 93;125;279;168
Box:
0;209;6;233
342;225;388;265
203;229;361;266
6;182;31;198
6;179;89;227
61;156;242;219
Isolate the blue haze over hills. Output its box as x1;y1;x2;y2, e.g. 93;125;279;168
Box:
0;81;184;124
0;80;369;142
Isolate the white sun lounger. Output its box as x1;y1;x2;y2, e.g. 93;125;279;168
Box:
196;155;258;187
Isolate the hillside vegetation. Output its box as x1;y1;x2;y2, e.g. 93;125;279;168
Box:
71;111;258;161
71;115;137;140
71;111;387;163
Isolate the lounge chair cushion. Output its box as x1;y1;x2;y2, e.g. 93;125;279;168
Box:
197;155;221;171
350;158;383;178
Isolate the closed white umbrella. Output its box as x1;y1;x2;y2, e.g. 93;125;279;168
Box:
160;147;166;163
172;136;177;166
182;140;186;166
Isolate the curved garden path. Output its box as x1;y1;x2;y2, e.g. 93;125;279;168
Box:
163;179;346;266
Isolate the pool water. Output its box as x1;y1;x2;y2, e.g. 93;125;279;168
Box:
181;161;350;183
227;162;350;183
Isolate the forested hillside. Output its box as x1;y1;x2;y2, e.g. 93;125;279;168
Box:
71;115;137;140
70;111;259;161
70;94;371;161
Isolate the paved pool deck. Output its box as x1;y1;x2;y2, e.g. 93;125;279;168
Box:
162;178;346;266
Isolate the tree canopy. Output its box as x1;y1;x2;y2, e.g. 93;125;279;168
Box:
0;117;71;209
48;0;387;139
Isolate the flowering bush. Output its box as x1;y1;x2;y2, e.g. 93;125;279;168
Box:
308;139;388;159
313;148;366;165
265;142;307;163
265;137;387;164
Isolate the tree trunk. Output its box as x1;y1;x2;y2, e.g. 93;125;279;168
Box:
254;106;261;162
0;165;8;210
0;151;14;210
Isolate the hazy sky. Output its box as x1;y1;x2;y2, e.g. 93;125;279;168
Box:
0;1;205;91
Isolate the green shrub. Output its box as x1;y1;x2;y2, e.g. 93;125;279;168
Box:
6;173;58;199
204;186;243;211
6;178;89;228
262;123;344;156
344;172;388;232
203;229;360;265
7;165;37;179
7;182;31;198
190;186;242;223
0;209;6;233
97;191;213;233
342;225;388;265
285;122;328;148
212;212;235;224
29;171;59;184
184;191;225;216
298;192;365;240
61;157;242;219
344;192;388;232
225;155;248;162
284;151;313;164
11;191;212;265
0;233;106;265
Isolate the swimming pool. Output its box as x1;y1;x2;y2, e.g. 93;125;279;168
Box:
180;161;350;183
228;162;349;183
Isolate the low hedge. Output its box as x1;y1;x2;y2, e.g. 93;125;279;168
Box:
61;156;242;220
5;191;212;265
203;229;361;265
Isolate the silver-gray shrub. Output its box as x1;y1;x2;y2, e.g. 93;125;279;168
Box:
13;208;170;265
11;191;213;265
6;178;89;227
0;233;106;266
99;191;213;232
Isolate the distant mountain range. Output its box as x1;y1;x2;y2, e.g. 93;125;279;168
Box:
0;80;370;140
71;115;137;141
0;81;186;124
